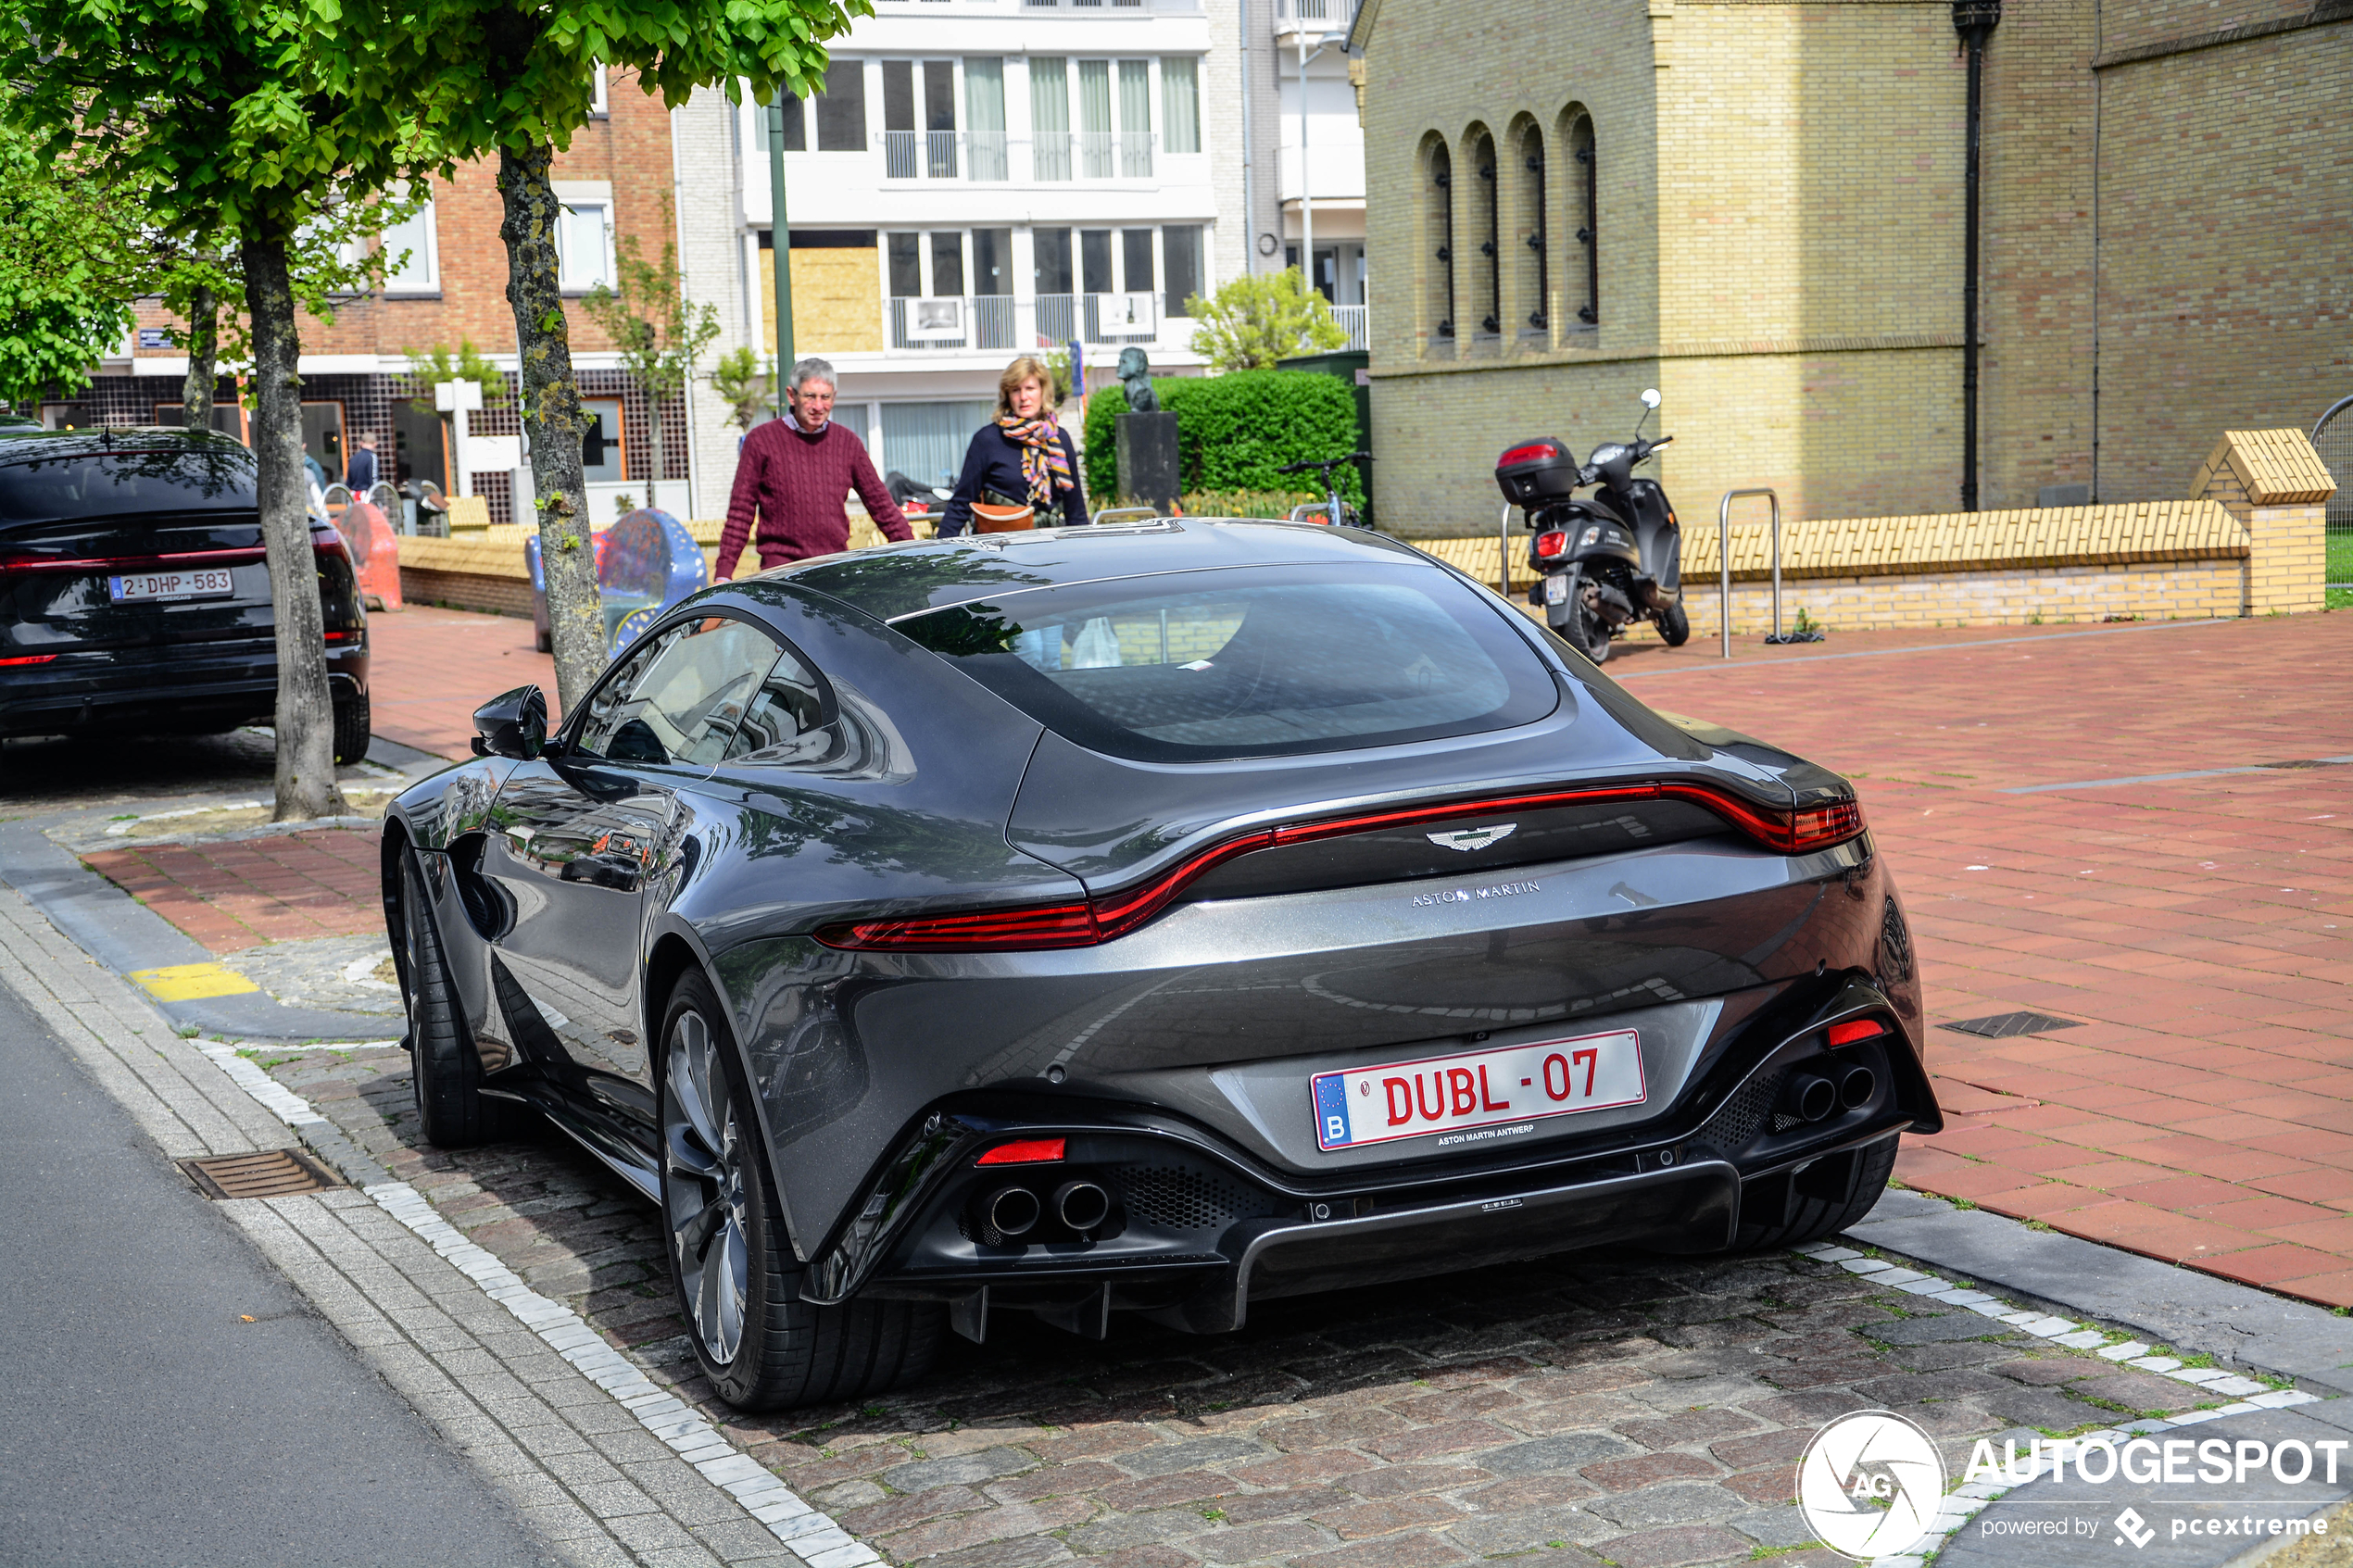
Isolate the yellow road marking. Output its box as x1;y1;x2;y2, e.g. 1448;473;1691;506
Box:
128;962;260;1001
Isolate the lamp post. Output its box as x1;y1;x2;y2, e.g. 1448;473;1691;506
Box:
1952;0;2000;511
1293;28;1351;298
769;94;796;418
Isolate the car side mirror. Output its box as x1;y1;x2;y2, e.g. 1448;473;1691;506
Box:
472;684;548;760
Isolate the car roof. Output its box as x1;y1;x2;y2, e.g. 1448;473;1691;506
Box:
0;426;251;466
770;520;1438;622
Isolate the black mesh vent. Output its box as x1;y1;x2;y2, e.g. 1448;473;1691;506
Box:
1698;1067;1783;1153
1109;1165;1276;1233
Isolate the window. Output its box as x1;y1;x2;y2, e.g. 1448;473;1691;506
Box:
758;87;807;151
1077;60;1112;177
575;616;783;769
1468;131;1499;340
588;65;608;117
555;200;611;292
1080;229;1114;295
1568;111;1598;326
815;59;866;151
1516;124;1547;337
930;231;964;296
881;400;995;489
1121;229;1154;300
1117;59;1151;176
1034;227;1073;295
964;57;1007;181
1163;224;1203;318
1162;57;1200;155
380;201;438;295
887;232;923;297
892;564;1559;763
581;398;624;483
1029;57;1070;180
0;446;258;525
973;228;1012;296
726;645;834;765
1426;138;1455;346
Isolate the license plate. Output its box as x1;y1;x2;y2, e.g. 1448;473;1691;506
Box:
1542;573;1569;606
1311;1029;1646;1151
109;568;235;604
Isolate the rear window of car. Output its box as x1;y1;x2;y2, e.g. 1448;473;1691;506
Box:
0;447;258;524
891;563;1559;761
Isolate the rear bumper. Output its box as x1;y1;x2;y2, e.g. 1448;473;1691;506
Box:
811;972;1929;1336
0;644;367;737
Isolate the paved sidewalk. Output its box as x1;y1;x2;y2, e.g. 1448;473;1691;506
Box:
82;829;381;952
371;604;559;755
1612;613;2353;1306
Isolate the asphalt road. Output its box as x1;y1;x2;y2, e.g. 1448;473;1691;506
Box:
0;979;563;1568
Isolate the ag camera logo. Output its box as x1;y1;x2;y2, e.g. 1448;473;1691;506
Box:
1797;1410;1947;1561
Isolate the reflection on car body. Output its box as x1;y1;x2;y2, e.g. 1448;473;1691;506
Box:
383;519;1936;1411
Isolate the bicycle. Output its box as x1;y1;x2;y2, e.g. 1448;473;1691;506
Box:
1276;451;1374;528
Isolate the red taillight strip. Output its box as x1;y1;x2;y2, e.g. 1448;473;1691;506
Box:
0;546;267;575
0;653;58;666
814;781;1866;952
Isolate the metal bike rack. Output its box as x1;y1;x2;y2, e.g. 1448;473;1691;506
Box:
1716;488;1782;659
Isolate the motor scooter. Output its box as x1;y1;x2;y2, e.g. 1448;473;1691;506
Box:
1491;389;1689;664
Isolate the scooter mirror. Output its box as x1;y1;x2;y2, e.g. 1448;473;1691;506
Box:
1640;388;1662;409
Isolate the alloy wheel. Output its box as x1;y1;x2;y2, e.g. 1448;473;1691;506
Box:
664;1009;749;1365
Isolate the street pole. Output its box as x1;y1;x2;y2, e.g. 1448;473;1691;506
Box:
1297;33;1313;290
769;95;796;418
1953;0;1999;512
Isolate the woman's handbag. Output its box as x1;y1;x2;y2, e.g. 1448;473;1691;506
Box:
969;489;1035;533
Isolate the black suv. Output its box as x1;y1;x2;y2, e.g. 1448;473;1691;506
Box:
0;428;370;760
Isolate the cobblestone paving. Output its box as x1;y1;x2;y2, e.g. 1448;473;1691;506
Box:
267;1047;2247;1568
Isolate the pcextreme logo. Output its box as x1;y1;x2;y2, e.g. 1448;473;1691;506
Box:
1795;1410;1946;1561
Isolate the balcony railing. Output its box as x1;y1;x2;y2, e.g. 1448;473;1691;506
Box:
1331;304;1368;351
888;295;1020;351
880;132;1159;182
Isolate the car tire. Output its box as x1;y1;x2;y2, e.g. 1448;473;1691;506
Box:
333;693;371;767
1733;1135;1899;1252
1656;600;1692;647
398;847;522;1148
659;970;944;1412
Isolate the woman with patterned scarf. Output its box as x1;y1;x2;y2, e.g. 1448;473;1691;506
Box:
941;357;1089;534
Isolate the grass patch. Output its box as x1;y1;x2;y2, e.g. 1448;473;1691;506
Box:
1750;1546;1827;1561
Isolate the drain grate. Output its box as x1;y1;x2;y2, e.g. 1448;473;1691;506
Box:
1938;1011;2084;1039
177;1148;343;1200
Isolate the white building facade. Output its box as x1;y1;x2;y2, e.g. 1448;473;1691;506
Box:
675;0;1250;513
1238;0;1365;345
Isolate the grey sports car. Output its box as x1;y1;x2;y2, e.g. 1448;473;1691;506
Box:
382;519;1934;1411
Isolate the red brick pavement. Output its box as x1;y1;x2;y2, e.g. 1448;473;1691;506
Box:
1613;612;2353;1307
368;604;559;759
83;830;383;954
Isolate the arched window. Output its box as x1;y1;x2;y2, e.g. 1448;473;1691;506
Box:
1567;111;1598;327
1424;138;1455;351
1468;129;1500;345
1515;122;1547;342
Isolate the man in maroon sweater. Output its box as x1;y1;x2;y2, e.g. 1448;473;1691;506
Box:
716;358;913;579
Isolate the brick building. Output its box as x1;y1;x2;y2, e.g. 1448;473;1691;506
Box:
1346;0;2353;533
51;67;692;526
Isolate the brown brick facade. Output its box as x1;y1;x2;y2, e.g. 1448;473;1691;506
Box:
1354;0;2352;537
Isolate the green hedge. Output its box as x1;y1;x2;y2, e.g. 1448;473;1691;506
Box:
1082;371;1364;508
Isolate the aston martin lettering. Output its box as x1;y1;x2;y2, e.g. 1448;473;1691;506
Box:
1411;879;1541;908
1311;1029;1647;1150
1428;823;1517;853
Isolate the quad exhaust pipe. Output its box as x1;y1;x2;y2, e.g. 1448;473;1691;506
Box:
979;1185;1040;1243
1054;1180;1111;1234
1780;1058;1879;1123
973;1179;1113;1245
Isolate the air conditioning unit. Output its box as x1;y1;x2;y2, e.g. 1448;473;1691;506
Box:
905;296;965;340
1088;292;1157;333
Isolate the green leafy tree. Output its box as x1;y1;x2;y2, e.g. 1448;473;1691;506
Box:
0;134;143;409
1186;269;1350;372
357;4;868;712
709;346;774;432
581;198;720;515
2;0;429;820
404;342;513;413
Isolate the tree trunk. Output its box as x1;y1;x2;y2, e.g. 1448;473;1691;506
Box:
497;141;601;714
645;399;661;515
182;284;217;431
242;237;346;822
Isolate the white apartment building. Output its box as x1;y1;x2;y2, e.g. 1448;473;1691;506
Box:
673;0;1249;511
1239;0;1366;344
